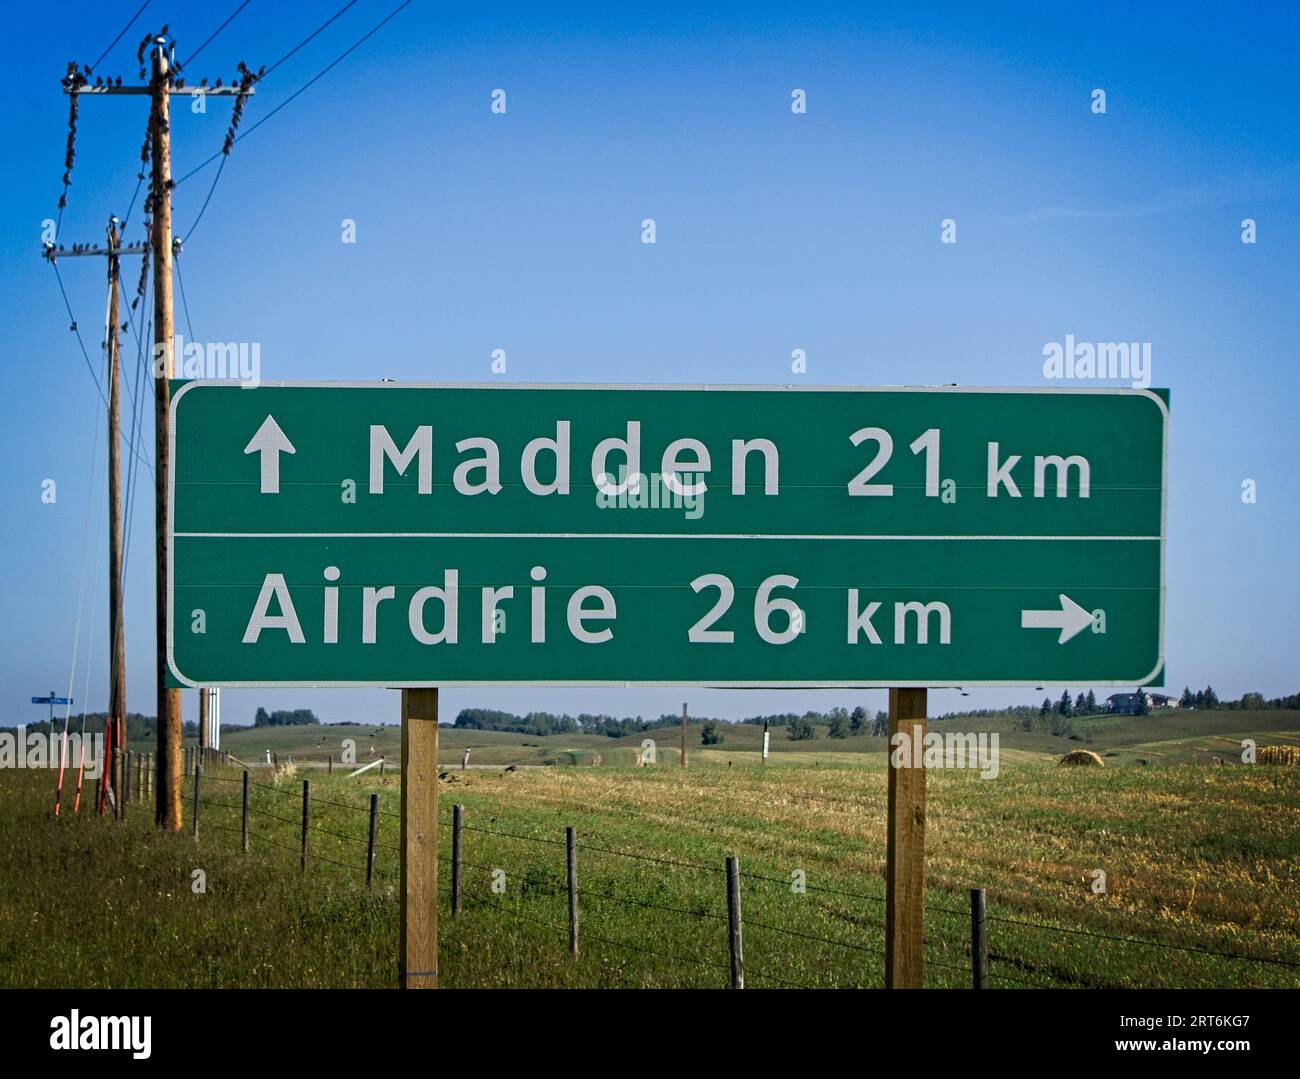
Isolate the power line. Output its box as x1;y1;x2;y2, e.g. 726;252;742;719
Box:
180;154;227;242
89;1;153;73
50;261;107;406
264;0;360;79
177;1;253;72
174;0;414;188
175;255;197;343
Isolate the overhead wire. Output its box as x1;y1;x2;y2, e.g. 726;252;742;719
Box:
174;0;414;188
89;1;154;73
176;1;252;72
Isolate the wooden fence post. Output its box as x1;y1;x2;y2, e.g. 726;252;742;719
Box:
300;779;310;872
885;687;926;988
680;702;688;768
241;769;250;852
567;825;579;957
451;803;463;916
191;764;201;839
328;753;333;775
726;855;744;988
366;793;379;887
121;749;130;810
971;888;987;989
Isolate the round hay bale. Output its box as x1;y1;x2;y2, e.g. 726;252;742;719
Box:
1058;749;1105;767
1258;745;1300;766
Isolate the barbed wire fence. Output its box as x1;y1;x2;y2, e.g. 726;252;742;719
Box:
152;749;1300;989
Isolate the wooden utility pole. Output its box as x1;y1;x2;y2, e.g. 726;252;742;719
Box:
105;217;127;820
885;687;926;988
43;225;147;819
680;701;688;768
198;687;209;750
400;688;439;988
150;37;182;832
56;33;253;829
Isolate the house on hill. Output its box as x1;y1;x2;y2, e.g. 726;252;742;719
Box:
1106;692;1176;715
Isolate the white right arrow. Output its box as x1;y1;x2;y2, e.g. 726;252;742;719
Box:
1020;594;1093;644
243;414;296;494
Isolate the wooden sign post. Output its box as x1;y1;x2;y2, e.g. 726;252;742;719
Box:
885;687;926;988
399;688;439;989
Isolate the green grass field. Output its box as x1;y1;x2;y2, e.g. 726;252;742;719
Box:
5;710;1298;989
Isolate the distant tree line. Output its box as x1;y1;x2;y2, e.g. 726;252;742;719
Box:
0;712;251;740
737;706;889;740
454;708;692;738
253;707;320;727
11;687;1294;744
1178;686;1300;710
453;705;896;741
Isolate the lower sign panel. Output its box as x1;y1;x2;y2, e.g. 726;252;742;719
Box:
169;536;1161;687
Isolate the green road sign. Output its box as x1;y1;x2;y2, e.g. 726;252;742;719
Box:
168;382;1167;688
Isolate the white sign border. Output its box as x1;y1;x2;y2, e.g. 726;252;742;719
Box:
167;381;1168;690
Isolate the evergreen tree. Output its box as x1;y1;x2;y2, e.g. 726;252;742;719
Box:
1074;691;1088;715
850;705;868;735
1058;689;1073;717
1180;686;1194;708
1203;685;1219;709
1085;690;1097;713
828;712;850;739
1040;697;1052;717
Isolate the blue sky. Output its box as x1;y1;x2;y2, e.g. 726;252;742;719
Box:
2;1;1297;727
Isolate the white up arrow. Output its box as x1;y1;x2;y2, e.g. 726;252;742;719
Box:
243;414;296;494
1020;594;1094;644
